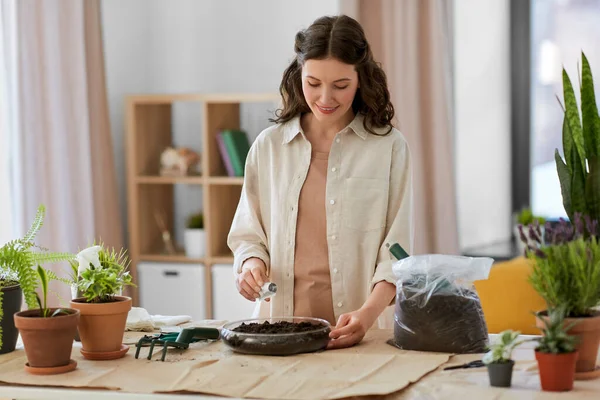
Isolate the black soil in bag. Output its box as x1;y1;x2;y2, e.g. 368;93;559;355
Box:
393;286;489;354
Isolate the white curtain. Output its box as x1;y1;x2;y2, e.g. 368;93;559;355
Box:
0;0;123;306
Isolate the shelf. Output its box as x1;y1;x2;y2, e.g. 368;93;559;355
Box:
126;93;280;105
210;255;234;264
136;175;204;184
207;176;244;185
139;253;205;264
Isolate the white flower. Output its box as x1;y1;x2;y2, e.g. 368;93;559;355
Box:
76;245;102;276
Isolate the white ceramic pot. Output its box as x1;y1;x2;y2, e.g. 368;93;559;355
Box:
184;229;206;259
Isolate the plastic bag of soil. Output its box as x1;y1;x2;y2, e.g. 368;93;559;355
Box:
392;254;493;354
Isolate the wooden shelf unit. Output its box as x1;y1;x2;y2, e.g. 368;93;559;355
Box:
125;93;279;318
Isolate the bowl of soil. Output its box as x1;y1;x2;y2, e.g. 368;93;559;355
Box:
221;317;331;356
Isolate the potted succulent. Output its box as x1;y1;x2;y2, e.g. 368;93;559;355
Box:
519;213;600;379
69;243;135;360
184;211;205;258
534;307;579;392
0;205;76;355
514;207;545;255
482;329;527;387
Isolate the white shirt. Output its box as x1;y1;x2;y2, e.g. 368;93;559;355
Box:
227;113;414;327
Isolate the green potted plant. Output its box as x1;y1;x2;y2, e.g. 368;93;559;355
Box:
14;266;80;375
534;307;579;392
0;205;76;356
184;211;205;259
514;207;546;256
69;243;135;360
482;330;527;387
519;213;600;379
554;51;600;231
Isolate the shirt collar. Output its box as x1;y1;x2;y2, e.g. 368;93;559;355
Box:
282;113;368;145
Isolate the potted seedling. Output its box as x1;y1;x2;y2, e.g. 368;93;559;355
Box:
14;266;80;375
184;211;205;258
0;205;76;356
514;207;545;255
69;243;135;360
534;307;579;392
482;329;527;387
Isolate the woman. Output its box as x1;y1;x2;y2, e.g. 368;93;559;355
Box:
227;14;413;349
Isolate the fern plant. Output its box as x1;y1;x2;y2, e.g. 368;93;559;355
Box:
0;205;75;347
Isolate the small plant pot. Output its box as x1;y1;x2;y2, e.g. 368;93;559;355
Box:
487;360;515;387
13;308;80;374
0;284;23;354
184;228;206;259
535;350;578;391
536;311;600;379
70;296;132;360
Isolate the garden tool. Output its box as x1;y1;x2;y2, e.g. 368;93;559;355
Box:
135;327;220;361
443;360;485;370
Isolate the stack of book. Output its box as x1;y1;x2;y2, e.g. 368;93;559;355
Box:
216;129;251;177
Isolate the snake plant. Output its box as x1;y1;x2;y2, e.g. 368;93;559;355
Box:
555;52;600;227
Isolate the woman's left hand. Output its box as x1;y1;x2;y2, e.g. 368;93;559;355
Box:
327;308;377;350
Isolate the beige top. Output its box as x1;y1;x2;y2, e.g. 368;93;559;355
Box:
227;113;414;327
293;150;336;325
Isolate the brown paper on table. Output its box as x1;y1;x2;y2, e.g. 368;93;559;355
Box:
375;349;600;400
0;330;449;400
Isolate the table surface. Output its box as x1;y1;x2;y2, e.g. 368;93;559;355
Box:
0;332;598;400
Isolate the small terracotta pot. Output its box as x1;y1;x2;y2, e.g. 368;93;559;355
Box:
536;311;600;374
14;309;80;369
535;350;578;391
70;296;131;358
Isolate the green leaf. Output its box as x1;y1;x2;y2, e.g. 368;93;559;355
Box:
556;149;573;220
22;205;45;243
581;52;600;159
571;142;588;215
36;265;48;316
586;156;600;227
563;68;586;172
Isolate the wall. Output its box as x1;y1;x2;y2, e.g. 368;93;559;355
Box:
454;0;512;250
101;0;340;245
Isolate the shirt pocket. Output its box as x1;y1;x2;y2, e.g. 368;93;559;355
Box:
342;178;387;232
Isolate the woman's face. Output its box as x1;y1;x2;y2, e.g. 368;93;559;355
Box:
301;57;359;124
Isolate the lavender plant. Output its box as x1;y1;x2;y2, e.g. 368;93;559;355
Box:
519;213;600;317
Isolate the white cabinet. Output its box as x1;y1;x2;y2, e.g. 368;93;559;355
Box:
137;262;206;321
211;264;257;322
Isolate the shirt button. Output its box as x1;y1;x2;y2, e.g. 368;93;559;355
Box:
331;235;337;240
287;272;291;278
331;167;337;172
330;199;335;205
337;302;343;307
336;138;340;143
333;268;338;274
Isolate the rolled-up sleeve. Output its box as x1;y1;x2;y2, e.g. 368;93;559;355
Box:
371;138;414;290
227;140;271;277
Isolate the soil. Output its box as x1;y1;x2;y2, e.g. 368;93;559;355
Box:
224;321;331;356
393;285;489;354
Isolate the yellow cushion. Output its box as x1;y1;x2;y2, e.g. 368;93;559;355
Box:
473;256;547;335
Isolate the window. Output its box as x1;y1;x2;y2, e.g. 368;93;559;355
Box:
529;0;600;219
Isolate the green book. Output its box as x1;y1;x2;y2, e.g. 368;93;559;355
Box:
221;130;250;177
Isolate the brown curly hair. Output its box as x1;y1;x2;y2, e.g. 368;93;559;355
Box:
271;15;394;136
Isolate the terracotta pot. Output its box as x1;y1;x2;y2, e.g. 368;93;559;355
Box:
70;296;131;357
536;311;600;374
535;350;578;391
0;284;23;354
13;308;80;368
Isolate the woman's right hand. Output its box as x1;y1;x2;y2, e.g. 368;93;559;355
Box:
236;257;270;302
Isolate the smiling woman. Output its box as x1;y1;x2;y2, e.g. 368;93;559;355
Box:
228;14;414;350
